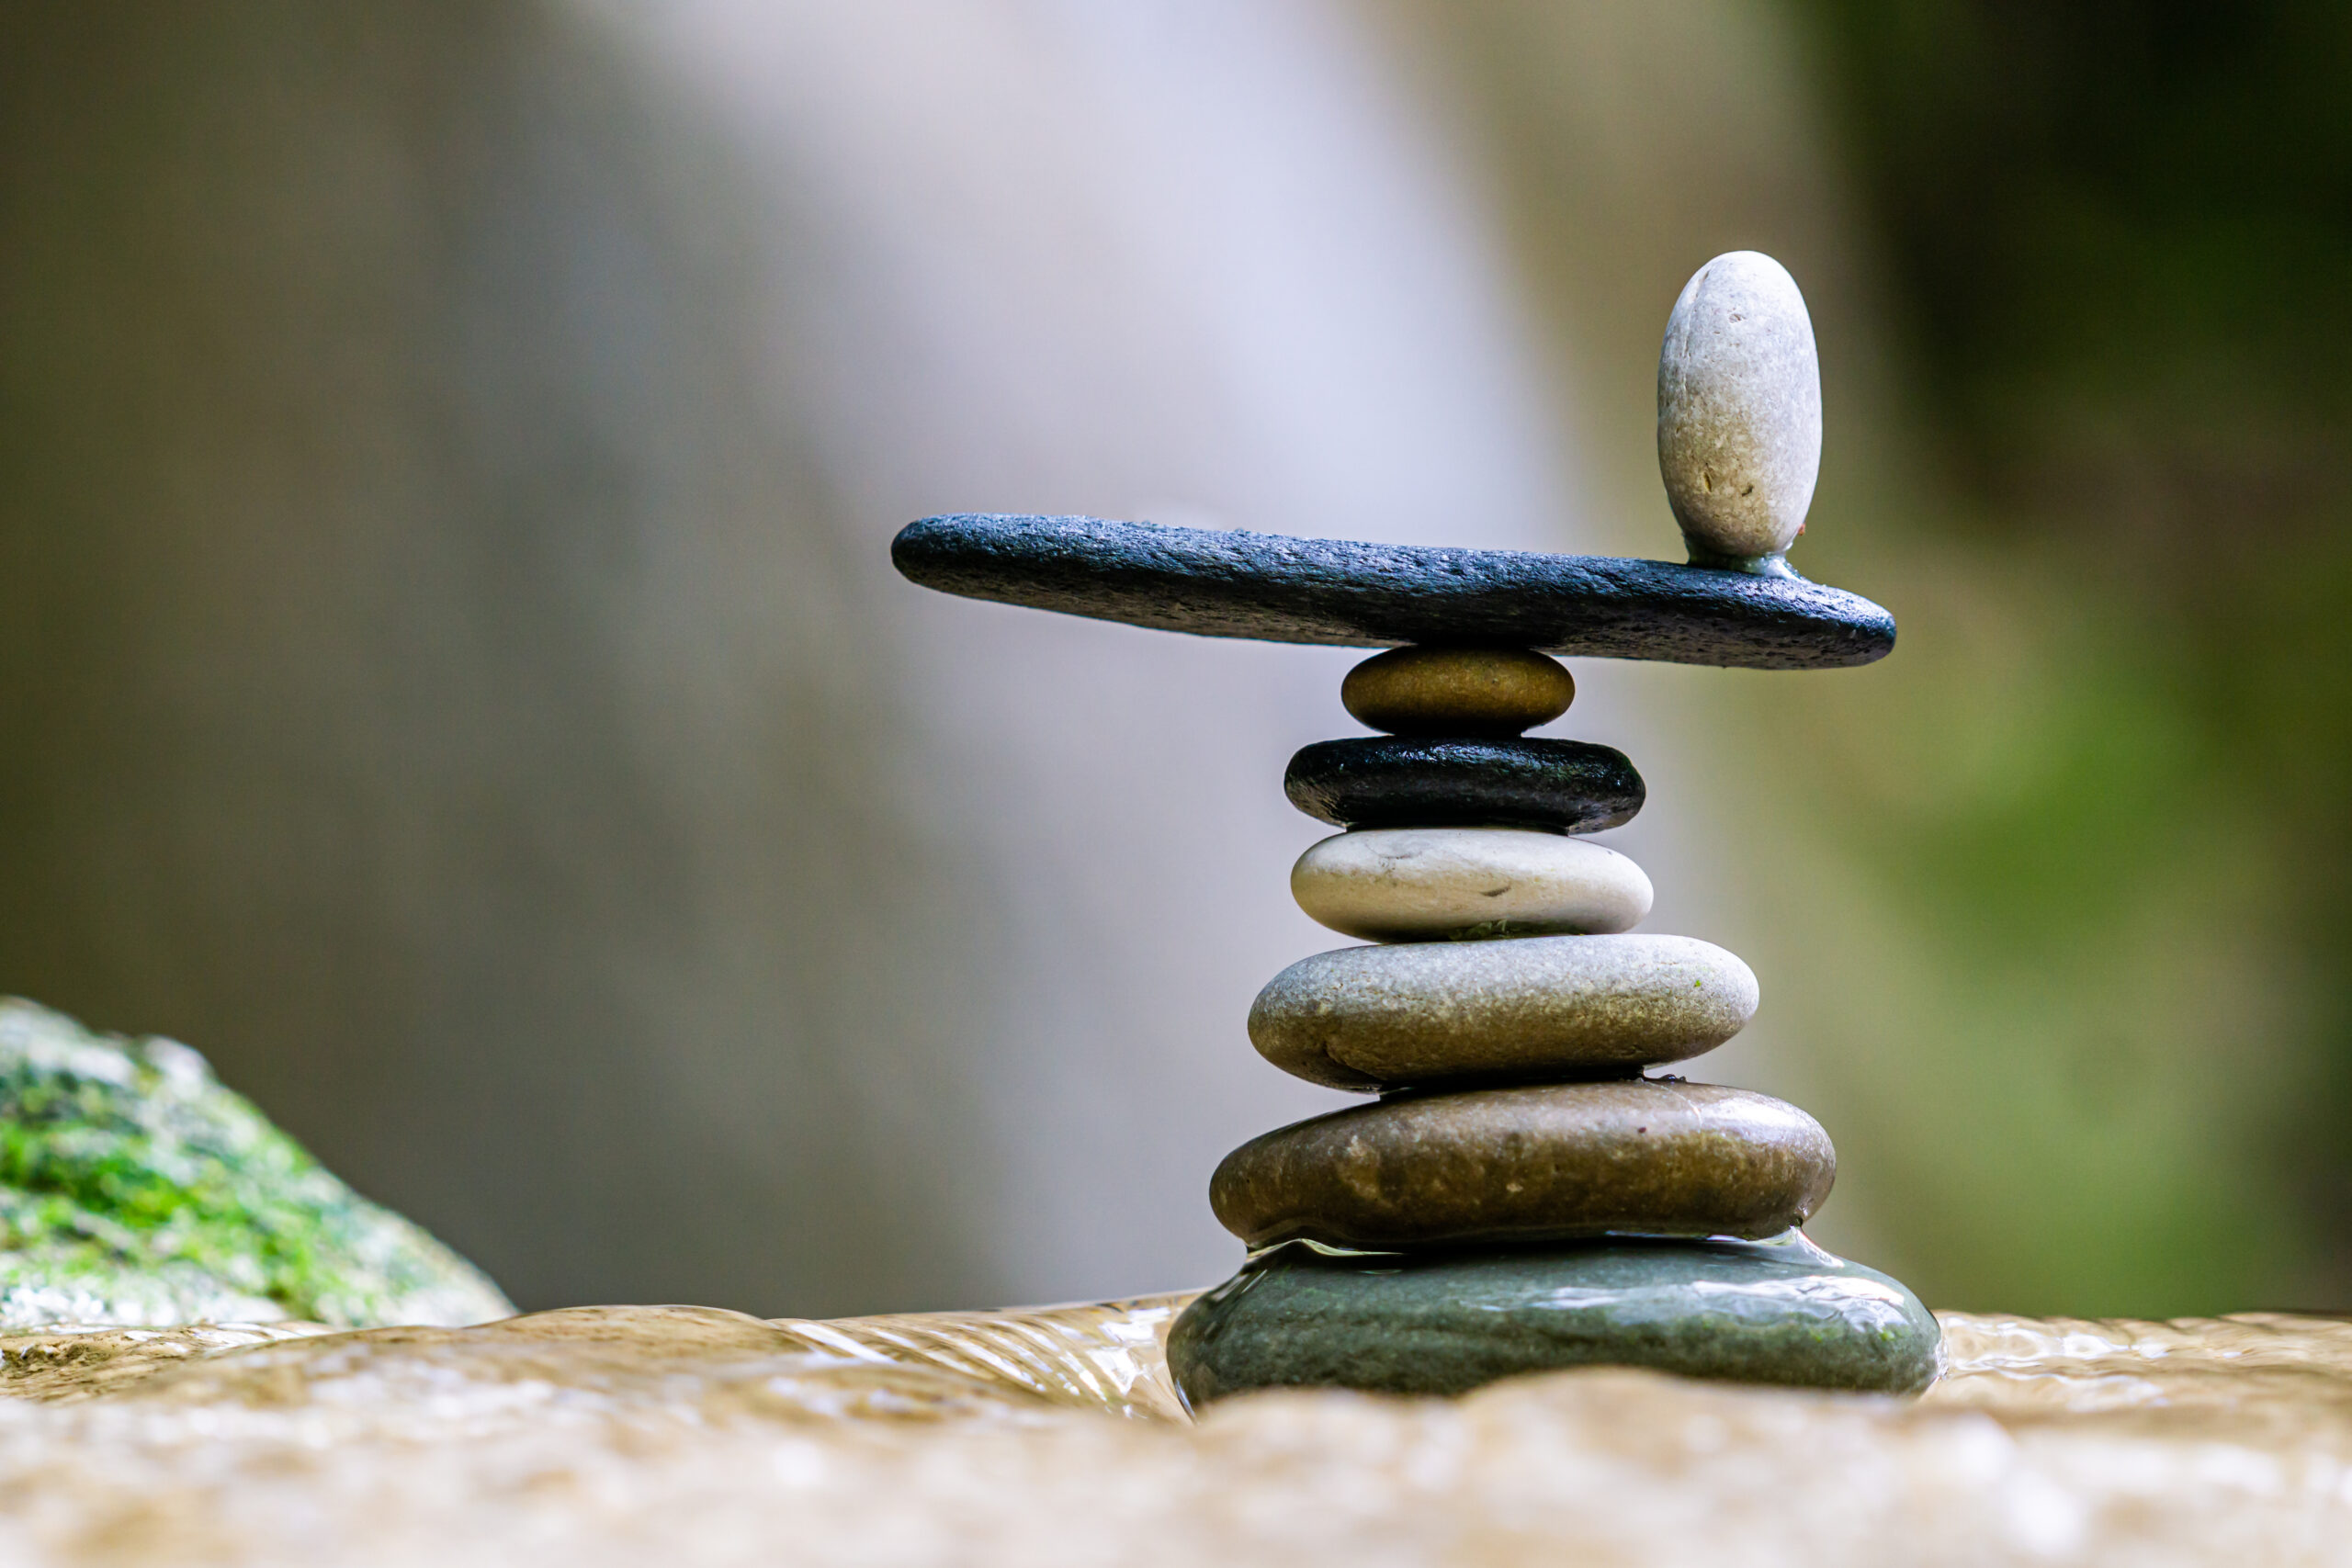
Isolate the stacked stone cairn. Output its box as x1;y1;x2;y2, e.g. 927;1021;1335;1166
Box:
893;251;1939;1406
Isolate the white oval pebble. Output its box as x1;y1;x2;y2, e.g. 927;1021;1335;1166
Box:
1657;251;1821;568
1290;828;1653;942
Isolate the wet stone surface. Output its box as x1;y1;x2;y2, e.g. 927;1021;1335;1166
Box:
1208;1080;1835;1249
1284;736;1645;833
892;514;1895;668
1170;1233;1939;1404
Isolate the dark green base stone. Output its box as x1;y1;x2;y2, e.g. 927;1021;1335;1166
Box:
1169;1233;1939;1406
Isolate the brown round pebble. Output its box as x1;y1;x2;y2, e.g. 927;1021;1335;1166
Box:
1209;1079;1834;1249
1340;647;1573;737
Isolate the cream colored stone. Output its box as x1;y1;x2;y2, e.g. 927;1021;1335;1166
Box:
1657;250;1821;568
1290;828;1651;942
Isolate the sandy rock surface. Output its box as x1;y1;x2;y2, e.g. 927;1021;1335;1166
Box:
0;1298;2340;1563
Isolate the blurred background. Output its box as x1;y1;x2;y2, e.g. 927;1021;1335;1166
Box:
0;1;2344;1320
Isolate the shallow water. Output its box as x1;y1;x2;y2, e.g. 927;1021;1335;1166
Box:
0;1297;2345;1564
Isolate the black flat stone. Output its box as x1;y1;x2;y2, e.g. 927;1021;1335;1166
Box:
1286;737;1643;832
893;514;1894;670
1168;1235;1940;1404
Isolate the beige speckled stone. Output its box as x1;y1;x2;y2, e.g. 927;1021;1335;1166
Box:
1249;933;1758;1090
1657;251;1821;568
1340;647;1573;737
1209;1079;1834;1248
1290;828;1651;942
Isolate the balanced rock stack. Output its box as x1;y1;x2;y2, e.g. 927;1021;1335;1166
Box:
894;252;1939;1404
1176;634;1938;1404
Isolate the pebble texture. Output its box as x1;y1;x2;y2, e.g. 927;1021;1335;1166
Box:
1250;933;1758;1090
893;514;1894;669
1208;1080;1834;1248
1291;828;1652;941
1657;252;1823;568
1284;737;1644;833
1169;1234;1940;1404
1340;647;1572;736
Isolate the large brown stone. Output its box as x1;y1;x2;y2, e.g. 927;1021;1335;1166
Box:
1208;1079;1834;1248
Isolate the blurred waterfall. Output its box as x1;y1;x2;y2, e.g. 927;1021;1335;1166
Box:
0;0;1655;1313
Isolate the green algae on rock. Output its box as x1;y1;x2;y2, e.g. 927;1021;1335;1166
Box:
1169;1233;1940;1405
0;998;513;1329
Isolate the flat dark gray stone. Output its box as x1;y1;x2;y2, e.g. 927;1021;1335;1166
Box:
1286;738;1643;832
893;514;1894;669
1169;1234;1939;1404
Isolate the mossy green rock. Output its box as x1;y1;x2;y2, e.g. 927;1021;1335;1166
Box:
0;998;514;1329
1170;1234;1939;1405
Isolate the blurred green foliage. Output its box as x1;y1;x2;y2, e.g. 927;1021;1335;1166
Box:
1408;0;2352;1314
1778;0;2352;1308
1796;2;2352;467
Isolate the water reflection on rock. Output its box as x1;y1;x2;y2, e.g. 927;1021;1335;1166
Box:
0;1298;2343;1563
